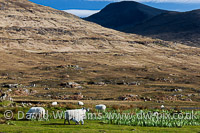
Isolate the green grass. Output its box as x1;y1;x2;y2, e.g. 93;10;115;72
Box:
0;106;199;132
0;101;13;107
100;110;200;127
0;119;199;133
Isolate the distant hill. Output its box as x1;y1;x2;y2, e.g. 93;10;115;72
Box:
85;1;168;30
85;1;200;47
128;9;200;47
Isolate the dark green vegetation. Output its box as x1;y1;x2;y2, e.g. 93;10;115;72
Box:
100;110;200;127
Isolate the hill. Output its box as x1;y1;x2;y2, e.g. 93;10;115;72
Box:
128;9;200;47
85;1;168;30
0;0;199;105
85;1;200;47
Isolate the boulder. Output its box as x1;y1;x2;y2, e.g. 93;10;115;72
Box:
60;82;82;88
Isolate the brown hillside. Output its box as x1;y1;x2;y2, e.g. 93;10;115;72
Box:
0;0;199;107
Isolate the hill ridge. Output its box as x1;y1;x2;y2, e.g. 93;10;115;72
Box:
85;1;200;47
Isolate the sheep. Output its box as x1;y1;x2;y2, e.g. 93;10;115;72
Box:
26;107;45;120
52;102;58;106
78;101;84;106
64;108;89;125
0;93;7;100
95;104;106;111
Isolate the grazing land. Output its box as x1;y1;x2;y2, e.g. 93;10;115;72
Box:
0;106;199;133
0;0;199;132
0;120;200;133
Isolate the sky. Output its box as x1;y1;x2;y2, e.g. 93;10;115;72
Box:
29;0;200;17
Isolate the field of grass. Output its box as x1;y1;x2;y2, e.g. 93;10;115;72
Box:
0;119;200;133
0;105;199;133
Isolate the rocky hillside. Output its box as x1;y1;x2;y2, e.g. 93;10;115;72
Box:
0;0;199;103
0;0;164;52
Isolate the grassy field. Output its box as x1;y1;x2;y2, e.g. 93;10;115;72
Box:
0;105;199;133
0;120;200;133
